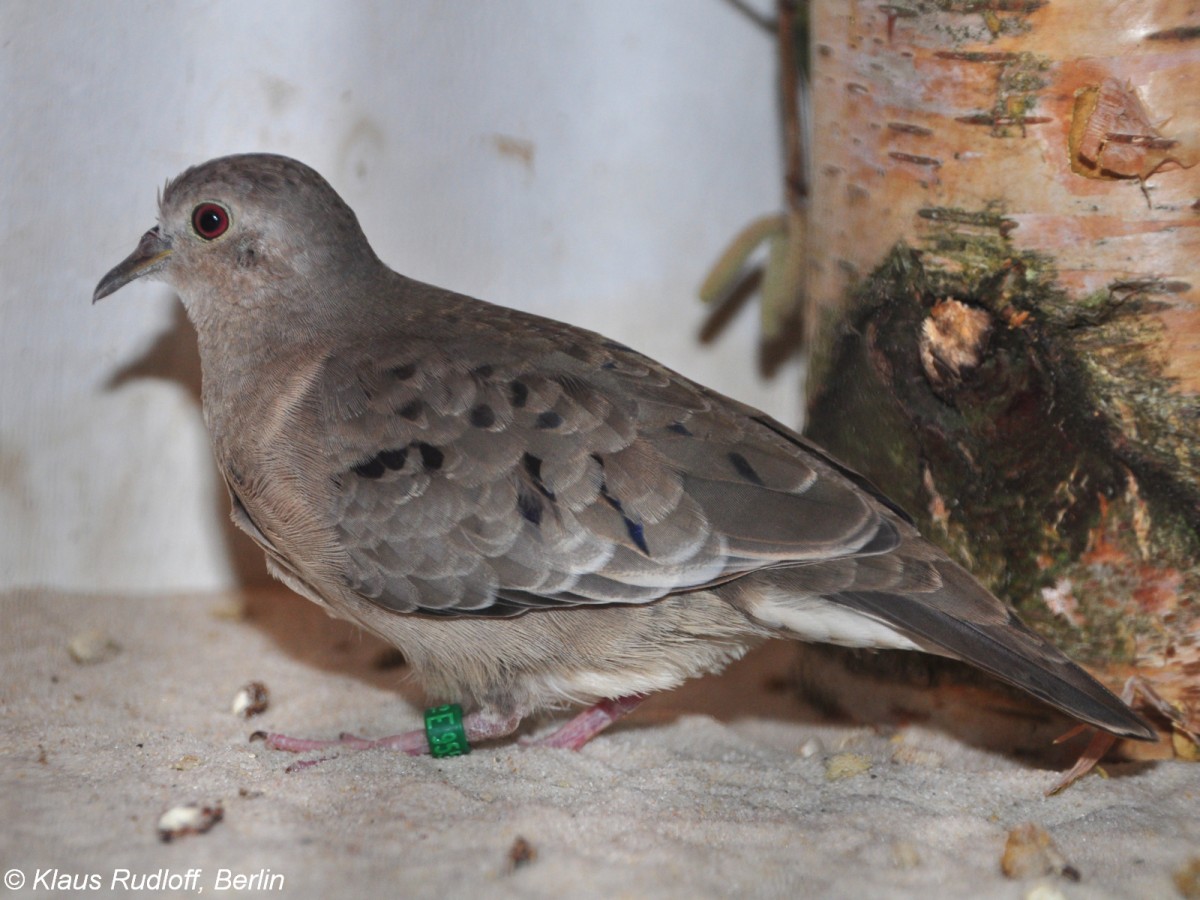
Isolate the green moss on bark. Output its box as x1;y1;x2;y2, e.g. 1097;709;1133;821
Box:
805;215;1199;665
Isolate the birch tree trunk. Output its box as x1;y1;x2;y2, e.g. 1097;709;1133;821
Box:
797;0;1199;751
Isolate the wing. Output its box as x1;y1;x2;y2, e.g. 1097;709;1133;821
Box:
312;301;900;615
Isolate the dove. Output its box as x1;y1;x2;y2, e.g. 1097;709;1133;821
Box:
94;153;1155;756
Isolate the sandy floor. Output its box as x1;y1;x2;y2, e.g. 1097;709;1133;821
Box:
2;587;1197;899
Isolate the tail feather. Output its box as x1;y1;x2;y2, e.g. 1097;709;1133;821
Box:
835;559;1155;741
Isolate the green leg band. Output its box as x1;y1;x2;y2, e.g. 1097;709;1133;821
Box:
424;704;470;757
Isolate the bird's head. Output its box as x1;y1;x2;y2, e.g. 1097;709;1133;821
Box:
94;153;379;327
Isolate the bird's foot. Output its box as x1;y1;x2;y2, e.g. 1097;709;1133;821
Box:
251;710;522;757
522;695;647;751
252;694;647;769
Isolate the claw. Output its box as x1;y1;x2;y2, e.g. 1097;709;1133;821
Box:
1047;675;1189;795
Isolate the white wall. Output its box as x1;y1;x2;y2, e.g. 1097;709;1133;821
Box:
0;1;797;592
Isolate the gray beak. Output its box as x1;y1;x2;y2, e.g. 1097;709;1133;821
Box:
93;227;173;302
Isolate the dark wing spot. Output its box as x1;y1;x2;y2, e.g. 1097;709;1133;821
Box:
522;452;543;480
378;448;408;471
472;364;495;378
390;363;417;380
601;361;618;370
516;488;543;526
624;517;649;555
469;404;496;428
593;456;649;553
593;455;619;509
353;457;386;479
417;443;444;471
510;380;529;408
398;399;423;420
536;410;563;430
522;453;556;499
728;451;764;486
667;421;692;436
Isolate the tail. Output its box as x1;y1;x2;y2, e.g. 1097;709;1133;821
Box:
833;557;1156;741
744;544;1156;741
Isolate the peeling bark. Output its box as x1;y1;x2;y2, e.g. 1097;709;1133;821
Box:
800;1;1199;738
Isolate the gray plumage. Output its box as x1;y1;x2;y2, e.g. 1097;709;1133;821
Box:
94;153;1154;746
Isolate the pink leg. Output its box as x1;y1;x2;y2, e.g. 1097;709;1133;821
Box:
252;695;647;761
525;695;647;751
251;710;522;756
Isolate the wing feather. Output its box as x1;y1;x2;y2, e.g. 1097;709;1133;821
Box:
315;314;896;615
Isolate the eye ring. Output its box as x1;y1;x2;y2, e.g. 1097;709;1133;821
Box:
192;203;230;240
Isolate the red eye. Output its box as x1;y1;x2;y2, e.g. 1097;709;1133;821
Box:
192;203;230;239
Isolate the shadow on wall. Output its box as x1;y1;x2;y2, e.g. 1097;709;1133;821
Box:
104;299;272;587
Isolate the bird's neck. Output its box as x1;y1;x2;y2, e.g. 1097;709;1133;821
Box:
188;267;415;453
